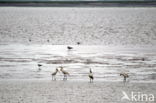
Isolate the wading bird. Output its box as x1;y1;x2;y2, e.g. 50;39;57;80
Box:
51;68;59;81
120;73;129;85
88;68;94;83
60;66;70;80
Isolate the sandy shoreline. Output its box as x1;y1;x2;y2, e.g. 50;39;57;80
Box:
0;80;155;103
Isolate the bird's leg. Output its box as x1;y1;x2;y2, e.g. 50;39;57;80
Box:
64;74;67;81
64;74;66;81
63;74;65;81
38;67;41;71
52;75;53;81
52;75;56;81
66;75;68;80
123;77;126;86
54;75;56;81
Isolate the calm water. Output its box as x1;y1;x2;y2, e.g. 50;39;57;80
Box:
0;44;156;82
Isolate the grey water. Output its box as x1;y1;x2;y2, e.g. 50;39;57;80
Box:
0;44;156;82
0;7;156;82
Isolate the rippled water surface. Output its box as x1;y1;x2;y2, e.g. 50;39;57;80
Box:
0;44;156;82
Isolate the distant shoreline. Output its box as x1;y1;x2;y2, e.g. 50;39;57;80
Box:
0;1;156;7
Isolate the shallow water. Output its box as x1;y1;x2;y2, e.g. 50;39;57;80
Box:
0;7;156;45
0;44;156;82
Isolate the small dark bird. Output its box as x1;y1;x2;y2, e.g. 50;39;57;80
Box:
67;46;73;50
120;73;129;85
51;68;59;81
142;58;145;61
29;39;31;42
38;64;42;71
38;64;42;67
77;42;80;45
47;40;49;42
60;66;70;81
88;68;94;83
